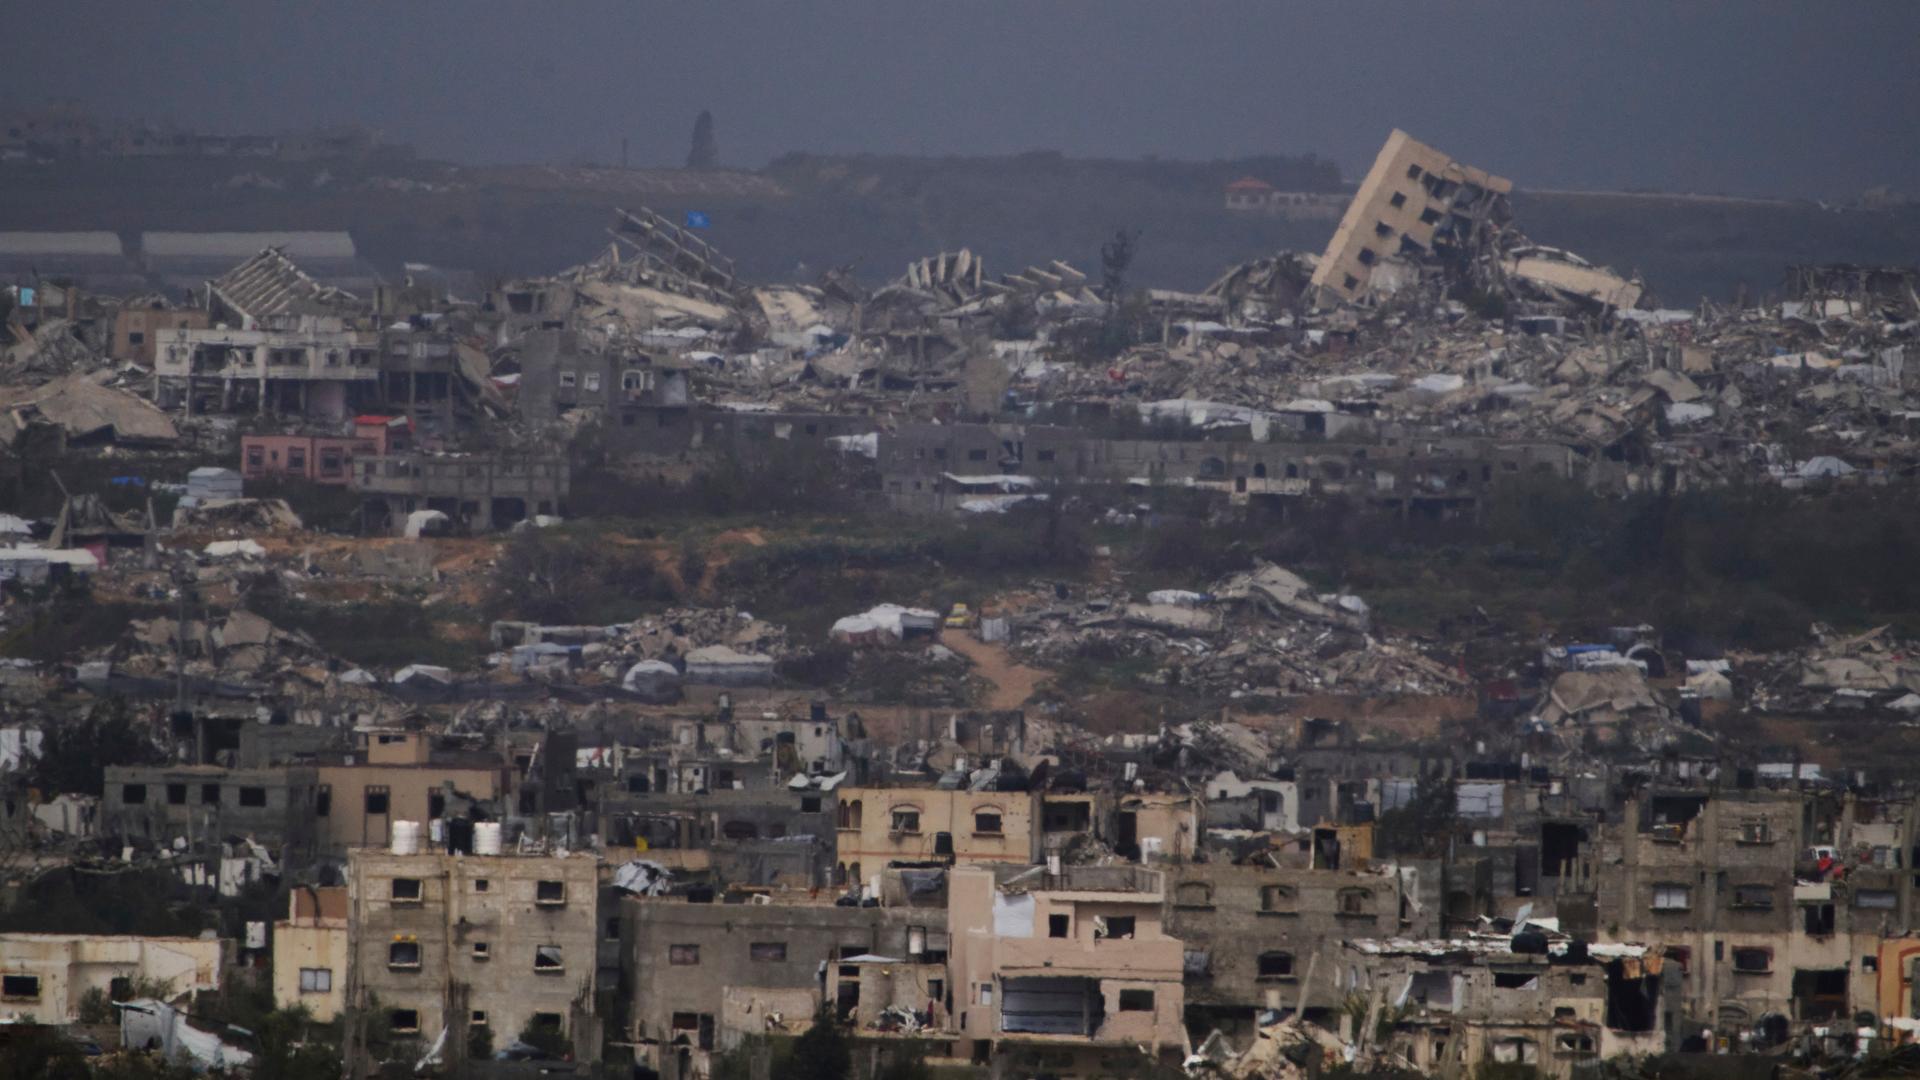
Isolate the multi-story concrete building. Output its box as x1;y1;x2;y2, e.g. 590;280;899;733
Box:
273;886;348;1021
101;764;322;857
1583;789;1920;1035
1347;936;1673;1080
352;451;569;532
948;863;1187;1074
110;303;209;365
1166;863;1427;1038
313;728;509;852
1309;129;1513;305
834;787;1039;889
514;328;690;425
240;414;410;486
621;891;943;1075
598;786;836;889
152;316;381;420
346;847;600;1063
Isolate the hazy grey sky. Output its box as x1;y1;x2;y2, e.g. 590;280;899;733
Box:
6;1;1916;198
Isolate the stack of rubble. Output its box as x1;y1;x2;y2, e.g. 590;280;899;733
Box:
90;608;343;698
1009;562;1466;698
1747;623;1920;715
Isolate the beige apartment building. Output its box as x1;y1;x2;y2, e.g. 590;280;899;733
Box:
346;847;599;1061
947;864;1187;1075
1309;128;1513;304
315;729;508;851
273;886;348;1021
834;787;1039;889
0;933;226;1025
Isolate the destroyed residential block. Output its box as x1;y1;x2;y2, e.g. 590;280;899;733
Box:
1311;129;1513;304
203;245;360;325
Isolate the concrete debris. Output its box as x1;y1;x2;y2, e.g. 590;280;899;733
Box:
1008;564;1460;699
0;372;178;446
3;114;1920;1080
1187;1013;1367;1080
173;497;302;533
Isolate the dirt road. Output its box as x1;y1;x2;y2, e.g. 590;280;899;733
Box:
940;629;1049;710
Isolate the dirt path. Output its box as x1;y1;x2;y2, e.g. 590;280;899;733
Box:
940;629;1049;710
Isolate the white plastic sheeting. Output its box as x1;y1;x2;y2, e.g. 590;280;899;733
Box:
613;859;673;896
831;603;940;642
826;433;878;458
204;539;267;559
992;891;1036;938
1455;782;1505;819
118;998;253;1070
403;509;450;537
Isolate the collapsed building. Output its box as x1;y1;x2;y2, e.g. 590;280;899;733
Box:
1310;128;1515;306
1;124;1919;1079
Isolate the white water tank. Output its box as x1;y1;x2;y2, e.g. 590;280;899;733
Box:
473;822;504;856
390;820;422;855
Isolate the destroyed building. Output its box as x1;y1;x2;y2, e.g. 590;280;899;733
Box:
1344;932;1673;1079
1309;129;1514;305
2;95;1920;1080
352;450;569;533
622;885;938;1075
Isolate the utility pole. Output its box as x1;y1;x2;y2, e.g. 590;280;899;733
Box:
169;556;203;763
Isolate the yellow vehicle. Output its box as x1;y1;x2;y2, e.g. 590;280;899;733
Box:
944;603;974;629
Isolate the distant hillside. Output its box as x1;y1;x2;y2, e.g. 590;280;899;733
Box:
0;151;1913;301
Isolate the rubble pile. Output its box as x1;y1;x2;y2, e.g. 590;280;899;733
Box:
77;607;349;701
490;607;795;697
1009;563;1467;698
1747;623;1920;715
1186;1013;1393;1080
614;606;789;667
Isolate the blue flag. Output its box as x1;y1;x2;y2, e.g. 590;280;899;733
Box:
684;211;711;229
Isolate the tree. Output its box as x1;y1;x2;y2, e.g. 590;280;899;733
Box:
27;700;164;797
789;1005;851;1080
0;1023;91;1080
1374;779;1456;859
875;1041;934;1080
466;1022;494;1062
92;1053;199;1080
687;110;718;170
251;1006;342;1080
1100;227;1139;299
517;1014;569;1060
